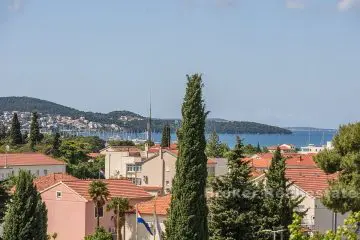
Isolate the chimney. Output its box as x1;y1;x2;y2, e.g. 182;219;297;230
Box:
159;146;163;159
297;156;302;163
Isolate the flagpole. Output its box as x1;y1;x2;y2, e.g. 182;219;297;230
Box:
135;205;138;240
153;197;157;240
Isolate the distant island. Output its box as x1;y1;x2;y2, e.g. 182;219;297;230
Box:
0;97;292;134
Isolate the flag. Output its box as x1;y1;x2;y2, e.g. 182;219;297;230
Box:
137;210;153;235
153;212;162;240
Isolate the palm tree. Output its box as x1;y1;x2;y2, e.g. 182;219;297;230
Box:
106;197;130;240
88;180;110;229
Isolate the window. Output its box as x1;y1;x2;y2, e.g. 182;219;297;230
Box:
36;170;40;176
95;206;104;218
127;164;142;172
56;191;62;199
130;178;142;185
44;169;48;175
166;181;170;186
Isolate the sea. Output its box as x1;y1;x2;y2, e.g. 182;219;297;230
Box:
98;130;337;148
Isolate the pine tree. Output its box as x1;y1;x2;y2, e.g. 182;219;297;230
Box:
315;123;360;213
262;148;303;240
206;131;222;158
166;74;208;240
161;124;171;148
30;112;41;148
3;170;48;240
209;137;264;240
10;113;22;145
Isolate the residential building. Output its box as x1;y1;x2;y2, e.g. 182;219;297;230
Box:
245;153;317;170
267;144;296;153
10;172;78;193
40;179;152;240
209;158;228;176
124;195;171;240
253;168;347;233
104;145;225;194
300;141;333;154
33;173;79;191
0;153;66;181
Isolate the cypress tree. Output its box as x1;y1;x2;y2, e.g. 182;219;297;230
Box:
0;122;6;140
256;142;262;153
52;132;61;157
3;170;48;240
262;148;303;239
161;124;171;148
22;131;29;144
10;113;22;145
30;112;41;148
167;124;171;146
166;74;208;240
209;137;264;240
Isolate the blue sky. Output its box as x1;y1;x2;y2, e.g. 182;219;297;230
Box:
1;0;359;128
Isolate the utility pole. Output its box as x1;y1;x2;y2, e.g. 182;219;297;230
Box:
333;211;338;232
5;145;9;168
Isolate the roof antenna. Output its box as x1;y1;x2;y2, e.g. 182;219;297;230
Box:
147;90;152;144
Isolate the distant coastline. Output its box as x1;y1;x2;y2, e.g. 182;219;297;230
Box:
0;96;292;135
285;127;337;132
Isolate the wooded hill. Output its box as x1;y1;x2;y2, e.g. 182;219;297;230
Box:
0;97;291;134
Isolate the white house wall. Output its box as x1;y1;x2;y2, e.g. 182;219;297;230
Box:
288;184;316;228
105;153;138;179
314;199;348;233
0;164;65;180
124;213;166;240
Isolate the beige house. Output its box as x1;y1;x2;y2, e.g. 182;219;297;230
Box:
104;145;226;195
253;168;347;233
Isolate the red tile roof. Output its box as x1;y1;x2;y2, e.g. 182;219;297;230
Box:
286;154;317;168
207;158;218;165
286;168;337;197
34;173;78;191
246;153;317;169
61;179;152;200
137;195;171;215
169;144;178;150
0;153;65;167
141;186;163;191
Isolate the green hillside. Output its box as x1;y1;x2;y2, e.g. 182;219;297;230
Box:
0;97;291;134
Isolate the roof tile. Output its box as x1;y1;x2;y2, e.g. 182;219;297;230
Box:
137;195;171;215
0;153;65;167
61;179;152;200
